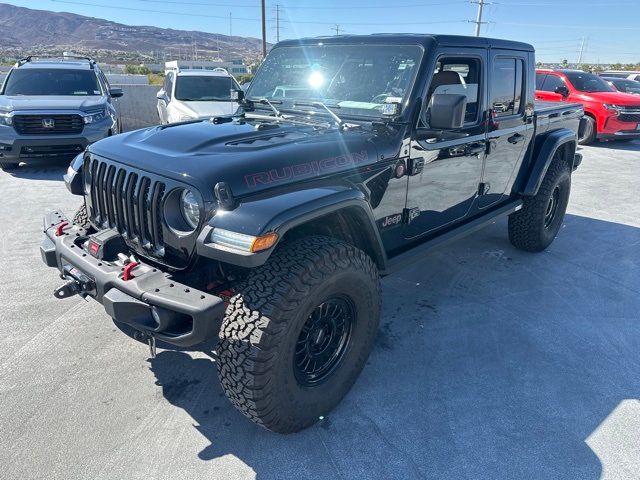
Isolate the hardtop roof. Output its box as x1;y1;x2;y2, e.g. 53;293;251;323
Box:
276;34;534;52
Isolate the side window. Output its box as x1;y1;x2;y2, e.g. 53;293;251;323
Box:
425;56;481;125
540;74;566;93
535;73;547;89
490;57;524;117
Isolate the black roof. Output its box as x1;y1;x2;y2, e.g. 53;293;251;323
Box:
276;34;533;52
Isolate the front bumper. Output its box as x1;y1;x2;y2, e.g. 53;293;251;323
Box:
40;210;224;347
0;121;112;163
598;115;640;139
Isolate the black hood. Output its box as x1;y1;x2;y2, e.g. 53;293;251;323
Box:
88;119;389;200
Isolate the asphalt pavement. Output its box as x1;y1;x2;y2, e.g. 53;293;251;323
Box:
0;141;639;480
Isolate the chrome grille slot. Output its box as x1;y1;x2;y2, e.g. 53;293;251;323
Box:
87;157;167;256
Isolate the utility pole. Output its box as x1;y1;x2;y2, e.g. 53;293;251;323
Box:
473;0;485;37
577;36;586;65
261;0;267;58
229;12;232;37
275;4;280;43
333;24;342;36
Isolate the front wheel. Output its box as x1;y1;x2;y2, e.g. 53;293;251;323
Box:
72;203;91;230
508;158;571;252
217;236;381;433
578;116;596;145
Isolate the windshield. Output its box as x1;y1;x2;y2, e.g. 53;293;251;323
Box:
610;79;640;93
247;44;423;118
174;75;238;101
2;68;101;96
564;71;614;93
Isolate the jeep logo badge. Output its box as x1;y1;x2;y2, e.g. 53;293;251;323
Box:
42;118;55;128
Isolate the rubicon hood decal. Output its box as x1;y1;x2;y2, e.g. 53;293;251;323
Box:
245;150;369;188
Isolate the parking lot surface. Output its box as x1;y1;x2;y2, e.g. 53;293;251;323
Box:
0;141;639;480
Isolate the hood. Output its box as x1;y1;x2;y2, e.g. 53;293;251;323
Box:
174;100;238;119
89;118;392;199
575;90;640;105
0;95;106;112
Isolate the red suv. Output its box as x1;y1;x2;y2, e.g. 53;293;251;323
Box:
536;69;640;144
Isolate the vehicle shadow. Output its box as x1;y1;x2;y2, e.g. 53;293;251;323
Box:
5;162;67;181
590;139;640;151
148;213;640;479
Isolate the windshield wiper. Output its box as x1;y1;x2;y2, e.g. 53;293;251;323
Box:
294;101;345;130
248;97;283;118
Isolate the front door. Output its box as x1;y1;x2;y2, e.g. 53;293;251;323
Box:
404;49;487;239
478;51;532;209
535;72;568;103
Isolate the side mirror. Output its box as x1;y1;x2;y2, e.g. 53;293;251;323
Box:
554;85;569;97
230;88;245;102
109;87;124;98
427;93;467;130
156;89;166;100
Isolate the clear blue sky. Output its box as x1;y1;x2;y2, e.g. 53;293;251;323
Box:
3;0;640;63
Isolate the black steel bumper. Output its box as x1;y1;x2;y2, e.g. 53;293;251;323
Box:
40;210;225;347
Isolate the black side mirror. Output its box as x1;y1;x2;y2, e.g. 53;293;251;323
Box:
554;85;569;97
109;87;124;98
427;93;467;130
230;88;245;102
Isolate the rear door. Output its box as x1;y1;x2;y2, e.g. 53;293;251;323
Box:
478;50;532;209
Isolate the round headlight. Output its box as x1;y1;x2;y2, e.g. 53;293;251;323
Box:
180;190;200;229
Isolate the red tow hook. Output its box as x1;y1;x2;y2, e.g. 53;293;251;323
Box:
55;221;69;237
122;261;139;281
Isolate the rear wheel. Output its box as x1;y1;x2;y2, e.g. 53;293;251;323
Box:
217;236;381;433
508;158;571;252
578;115;596;145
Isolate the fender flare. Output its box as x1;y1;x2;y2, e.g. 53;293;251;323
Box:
521;128;576;196
196;184;388;269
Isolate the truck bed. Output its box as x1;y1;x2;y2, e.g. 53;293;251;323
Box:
534;101;583;134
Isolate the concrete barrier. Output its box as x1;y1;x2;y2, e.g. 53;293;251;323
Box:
112;84;161;132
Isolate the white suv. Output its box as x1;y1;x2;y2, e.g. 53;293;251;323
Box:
156;68;240;124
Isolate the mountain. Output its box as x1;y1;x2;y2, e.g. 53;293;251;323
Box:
0;3;265;62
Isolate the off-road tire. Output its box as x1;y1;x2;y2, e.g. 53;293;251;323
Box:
578;115;596;145
72;203;91;230
508;158;571;252
0;162;18;171
217;235;381;433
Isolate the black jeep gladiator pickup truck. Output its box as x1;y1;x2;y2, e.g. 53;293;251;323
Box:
41;34;583;433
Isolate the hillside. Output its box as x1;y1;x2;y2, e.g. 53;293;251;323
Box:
0;3;265;62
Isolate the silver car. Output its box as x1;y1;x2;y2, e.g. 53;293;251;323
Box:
0;55;123;171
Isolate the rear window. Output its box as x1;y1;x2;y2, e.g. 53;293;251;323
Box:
174;76;238;101
3;68;101;96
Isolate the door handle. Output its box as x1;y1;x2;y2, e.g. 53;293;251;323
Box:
508;133;523;144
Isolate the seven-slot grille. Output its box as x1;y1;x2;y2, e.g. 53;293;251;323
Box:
86;157;166;255
12;114;84;135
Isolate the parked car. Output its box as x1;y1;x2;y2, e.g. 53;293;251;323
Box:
536;69;640;144
603;76;640;95
156;68;240;124
44;34;582;433
600;70;640;82
0;55;122;171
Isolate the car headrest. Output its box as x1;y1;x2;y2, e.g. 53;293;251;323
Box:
429;70;462;96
